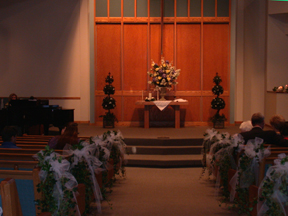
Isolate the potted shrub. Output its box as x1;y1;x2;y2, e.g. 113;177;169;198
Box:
100;73;117;128
211;73;226;129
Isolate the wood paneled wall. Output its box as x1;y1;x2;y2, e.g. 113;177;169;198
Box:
94;2;231;126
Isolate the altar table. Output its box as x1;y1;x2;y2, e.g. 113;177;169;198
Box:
135;100;189;129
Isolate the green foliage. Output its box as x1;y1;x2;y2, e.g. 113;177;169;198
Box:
259;156;288;216
211;72;226;122
36;146;77;216
101;72;116;124
70;160;92;215
234;155;255;215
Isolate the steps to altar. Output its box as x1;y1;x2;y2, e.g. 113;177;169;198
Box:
124;138;203;168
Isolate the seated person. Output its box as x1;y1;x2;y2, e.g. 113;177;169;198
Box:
4;93;18;108
270;115;285;135
48;122;79;149
0;126;20;148
240;113;288;146
281;122;288;140
239;120;253;132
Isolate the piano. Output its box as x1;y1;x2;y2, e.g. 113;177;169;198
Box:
0;99;74;135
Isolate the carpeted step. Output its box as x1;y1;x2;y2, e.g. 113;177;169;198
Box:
125;154;203;168
124;138;203;146
126;146;201;155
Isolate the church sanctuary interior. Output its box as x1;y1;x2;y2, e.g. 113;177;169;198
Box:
1;0;288;215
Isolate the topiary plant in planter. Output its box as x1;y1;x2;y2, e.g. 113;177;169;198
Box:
211;73;226;129
100;72;117;128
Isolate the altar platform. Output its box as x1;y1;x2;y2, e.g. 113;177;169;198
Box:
55;124;239;168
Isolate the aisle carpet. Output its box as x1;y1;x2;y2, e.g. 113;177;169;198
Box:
88;167;237;216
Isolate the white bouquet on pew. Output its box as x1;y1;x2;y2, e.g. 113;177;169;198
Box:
258;153;288;216
201;128;222;170
64;140;103;214
91;130;127;177
33;146;80;216
213;134;245;199
230;137;271;214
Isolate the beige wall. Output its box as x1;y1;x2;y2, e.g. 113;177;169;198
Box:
0;0;90;121
267;1;288;90
235;0;267;121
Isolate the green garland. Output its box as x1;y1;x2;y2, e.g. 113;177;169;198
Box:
259;156;288;216
234;155;254;215
36;146;77;216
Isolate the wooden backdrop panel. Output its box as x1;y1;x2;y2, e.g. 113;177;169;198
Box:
203;24;229;91
202;96;230;122
150;24;161;64
96;24;121;90
162;24;174;62
180;96;201;122
123;24;148;90
123;96;144;121
150;24;174;68
176;24;201;91
95;96;122;122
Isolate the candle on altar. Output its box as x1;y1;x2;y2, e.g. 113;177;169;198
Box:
157;91;159;100
149;93;152;99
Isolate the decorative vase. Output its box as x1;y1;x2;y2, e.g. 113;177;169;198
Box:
159;87;167;101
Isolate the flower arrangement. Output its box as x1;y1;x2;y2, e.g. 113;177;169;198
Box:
230;138;270;215
147;57;180;89
258;153;288;216
272;85;288;92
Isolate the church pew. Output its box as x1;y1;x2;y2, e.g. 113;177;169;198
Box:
0;168;41;215
0;168;86;216
0;160;38;170
247;156;278;216
0;148;63;155
0;153;36;161
0;178;51;216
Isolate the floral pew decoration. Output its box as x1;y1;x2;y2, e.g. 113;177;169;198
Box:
92;130;127;182
229;138;270;215
258;153;288;216
201;128;222;177
33;146;80;216
214;134;245;200
63;140;103;215
201;128;231;179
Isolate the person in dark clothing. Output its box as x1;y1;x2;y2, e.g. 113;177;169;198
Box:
48;122;79;149
240;113;288;146
0;126;20;148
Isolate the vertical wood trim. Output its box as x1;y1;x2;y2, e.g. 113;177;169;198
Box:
147;0;151;90
108;0;110;18
134;0;137;19
174;0;177;91
120;0;125;121
200;0;204;121
121;0;124;121
228;0;231;121
94;7;97;123
215;0;217;17
161;0;164;56
188;0;190;17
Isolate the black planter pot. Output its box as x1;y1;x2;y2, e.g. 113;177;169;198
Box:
103;119;114;128
213;119;225;129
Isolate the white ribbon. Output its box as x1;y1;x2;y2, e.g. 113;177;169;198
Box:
257;153;288;216
34;151;80;216
65;141;103;214
229;138;270;202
